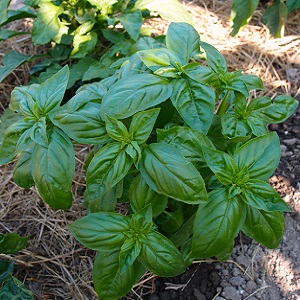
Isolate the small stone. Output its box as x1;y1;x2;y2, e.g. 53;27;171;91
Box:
283;138;297;145
222;269;229;276
194;288;206;300
280;144;287;152
233;268;241;276
236;254;252;267
246;280;257;292
286;151;294;156
221;286;242;300
229;276;244;286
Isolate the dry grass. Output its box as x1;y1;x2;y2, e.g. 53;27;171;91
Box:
0;1;299;299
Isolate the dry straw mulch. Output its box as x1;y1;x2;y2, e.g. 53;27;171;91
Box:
0;1;299;299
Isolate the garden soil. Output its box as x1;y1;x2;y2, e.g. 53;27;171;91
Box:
0;1;299;299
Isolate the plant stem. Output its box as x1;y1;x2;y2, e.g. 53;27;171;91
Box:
216;90;231;116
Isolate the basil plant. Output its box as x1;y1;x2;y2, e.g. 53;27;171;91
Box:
0;22;298;300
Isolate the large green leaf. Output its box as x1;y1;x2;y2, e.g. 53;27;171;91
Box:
0;233;29;254
138;230;186;277
101;74;173;119
133;0;193;24
170;78;215;134
32;128;75;209
0;51;33;82
0;0;11;25
32;1;63;44
93;250;145;300
166;22;200;63
69;212;130;251
139;143;207;204
262;0;288;38
0;6;36;27
129;174;168;217
35;65;69;114
0;276;34;300
241;180;290;212
192;188;246;259
230;0;259;36
0;29;28;41
85;143;133;202
0;108;23;143
71;31;98;58
233;132;280;180
242;205;285;248
286;0;300;12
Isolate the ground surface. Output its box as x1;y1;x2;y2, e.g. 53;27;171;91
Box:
0;1;299;299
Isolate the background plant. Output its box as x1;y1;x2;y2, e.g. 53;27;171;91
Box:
0;20;298;300
230;0;300;37
0;0;192;85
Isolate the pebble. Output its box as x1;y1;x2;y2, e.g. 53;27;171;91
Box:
283;138;297;145
221;286;242;300
246;280;257;292
229;276;244;286
233;268;241;276
280;144;287;152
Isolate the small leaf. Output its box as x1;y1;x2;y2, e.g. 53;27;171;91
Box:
0;276;34;299
242;205;285;248
85;143;133;202
0;260;14;284
138;230;186;277
0;233;29;254
101;74;173;119
32;128;75;209
129;174;168;217
119;239;142;274
192;188;246;259
69;212;130;251
0;29;28;41
71;31;98;58
119;10;143;41
239;73;264;90
130;205;153;233
286;0;300;12
140;143;207;204
93;250;145;300
166;22;200;63
129;108;160;144
241;180;290;212
105;115;130;142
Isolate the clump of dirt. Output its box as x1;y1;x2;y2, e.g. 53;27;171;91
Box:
1;1;299;299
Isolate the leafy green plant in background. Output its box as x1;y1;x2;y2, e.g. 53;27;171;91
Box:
0;0;192;85
230;0;300;37
0;21;298;300
0;233;33;299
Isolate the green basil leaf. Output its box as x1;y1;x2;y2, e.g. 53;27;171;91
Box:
138;230;186;277
0;276;34;299
182;63;218;86
262;0;288;38
119;10;143;41
230;0;259;36
0;51;34;83
32;128;75;209
170;78;215;134
0;260;14;284
18;92;39;119
129;36;165;54
241;180;290;212
0;119;32;165
0;109;23;144
52;91;109;145
154;67;182;78
245;116;268;136
13;146;34;189
85;182;122;213
30;117;48;147
242;205;285;248
157;125;215;162
35;65;69;114
93;250;145;300
71;31;98;58
239;73;264;90
201;145;238;185
105;115;130;142
69;212;130;251
119;238;142;274
286;0;300;12
140;143;207;204
86;143;133;201
129;174;168;217
129;108;160;144
133;0;193;24
101;74;173;119
1;6;36;26
156;207;184;233
166;22;200;63
250;95;298;124
32;1;63;44
0;0;10;25
192;188;246;259
200;41;227;74
0;233;29;254
221;113;251;138
130;204;153;234
233;132;280;180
